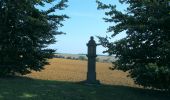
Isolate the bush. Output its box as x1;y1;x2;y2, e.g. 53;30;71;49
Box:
96;58;100;62
78;56;86;60
54;55;65;59
66;56;72;59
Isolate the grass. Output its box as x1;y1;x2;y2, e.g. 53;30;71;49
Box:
0;77;169;100
0;58;169;100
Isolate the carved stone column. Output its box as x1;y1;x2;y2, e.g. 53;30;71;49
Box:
86;36;100;84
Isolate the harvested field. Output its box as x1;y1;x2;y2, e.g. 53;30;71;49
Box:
26;58;136;87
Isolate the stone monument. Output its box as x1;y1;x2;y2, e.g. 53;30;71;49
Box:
86;36;100;84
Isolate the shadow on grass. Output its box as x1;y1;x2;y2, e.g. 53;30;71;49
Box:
0;76;169;100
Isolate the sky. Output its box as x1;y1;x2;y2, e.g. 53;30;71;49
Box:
47;0;127;55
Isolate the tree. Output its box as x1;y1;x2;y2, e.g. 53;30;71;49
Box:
0;0;68;76
97;0;170;90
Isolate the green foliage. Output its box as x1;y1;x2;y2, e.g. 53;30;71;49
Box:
0;0;68;76
78;56;86;60
97;0;170;90
96;57;100;62
66;56;72;59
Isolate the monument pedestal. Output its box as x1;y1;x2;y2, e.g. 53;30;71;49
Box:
85;36;100;85
86;72;100;85
85;80;100;85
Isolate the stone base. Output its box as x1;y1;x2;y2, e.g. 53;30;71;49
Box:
81;80;100;85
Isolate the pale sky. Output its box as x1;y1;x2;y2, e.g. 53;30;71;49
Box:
47;0;127;54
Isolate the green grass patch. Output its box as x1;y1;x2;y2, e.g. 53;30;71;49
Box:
0;77;169;100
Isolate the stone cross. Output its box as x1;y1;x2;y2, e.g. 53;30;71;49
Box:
86;36;100;84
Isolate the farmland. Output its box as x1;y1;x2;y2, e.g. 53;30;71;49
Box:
26;58;135;87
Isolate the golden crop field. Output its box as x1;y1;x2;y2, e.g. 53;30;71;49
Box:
26;58;137;87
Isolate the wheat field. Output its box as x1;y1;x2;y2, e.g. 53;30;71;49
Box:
26;58;136;87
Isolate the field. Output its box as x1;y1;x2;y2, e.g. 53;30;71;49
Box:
26;58;135;87
0;58;170;100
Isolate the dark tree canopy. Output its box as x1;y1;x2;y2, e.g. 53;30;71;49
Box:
0;0;68;76
97;0;170;90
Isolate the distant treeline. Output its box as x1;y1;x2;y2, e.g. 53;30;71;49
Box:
54;55;86;60
54;54;112;63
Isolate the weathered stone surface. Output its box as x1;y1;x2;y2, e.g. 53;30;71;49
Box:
86;36;100;85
